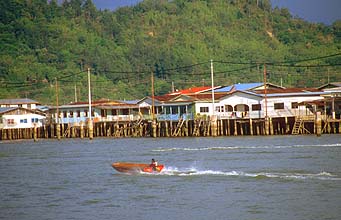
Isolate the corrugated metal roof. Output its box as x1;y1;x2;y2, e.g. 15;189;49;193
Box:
214;85;233;93
154;94;180;102
0;107;46;115
0;98;40;105
0;107;17;114
254;88;322;94
168;86;216;95
187;93;227;101
214;83;263;93
234;82;263;91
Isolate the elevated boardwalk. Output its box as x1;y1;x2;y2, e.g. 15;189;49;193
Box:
1;116;340;141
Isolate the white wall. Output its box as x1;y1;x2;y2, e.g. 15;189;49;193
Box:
195;92;323;119
2;114;45;129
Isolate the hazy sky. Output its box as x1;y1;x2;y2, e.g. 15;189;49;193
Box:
92;0;341;25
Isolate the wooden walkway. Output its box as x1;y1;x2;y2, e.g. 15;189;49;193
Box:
1;116;340;141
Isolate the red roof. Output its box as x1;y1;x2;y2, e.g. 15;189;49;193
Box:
187;93;226;101
168;86;214;95
154;94;179;102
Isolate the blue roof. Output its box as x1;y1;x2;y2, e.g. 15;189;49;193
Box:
214;85;233;92
214;83;263;92
234;83;263;90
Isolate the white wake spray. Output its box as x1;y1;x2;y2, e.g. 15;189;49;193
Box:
148;166;341;181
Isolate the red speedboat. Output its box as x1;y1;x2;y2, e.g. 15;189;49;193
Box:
112;162;164;174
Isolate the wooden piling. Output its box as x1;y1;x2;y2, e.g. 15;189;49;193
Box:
88;120;94;140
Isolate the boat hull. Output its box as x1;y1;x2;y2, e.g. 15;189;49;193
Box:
112;162;164;173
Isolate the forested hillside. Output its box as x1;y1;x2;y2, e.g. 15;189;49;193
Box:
1;0;340;105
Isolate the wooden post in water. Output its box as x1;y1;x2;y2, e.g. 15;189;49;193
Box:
211;115;217;137
165;121;169;137
234;120;238;136
249;118;253;136
158;122;161;137
152;120;157;138
33;124;37;141
227;119;230;136
240;122;244;136
219;120;223;136
285;117;290;134
80;122;84;138
316;112;322;136
269;117;274;135
88;120;94;139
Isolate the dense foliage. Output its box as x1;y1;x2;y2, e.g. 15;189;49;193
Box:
0;0;340;105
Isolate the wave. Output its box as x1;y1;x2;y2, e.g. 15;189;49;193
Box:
148;167;341;181
153;143;341;152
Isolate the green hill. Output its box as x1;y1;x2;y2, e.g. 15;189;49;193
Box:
0;0;340;105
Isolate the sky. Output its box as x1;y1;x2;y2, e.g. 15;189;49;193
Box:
92;0;341;25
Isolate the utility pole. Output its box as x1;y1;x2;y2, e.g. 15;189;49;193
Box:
151;71;155;120
263;63;269;135
151;71;157;138
88;68;93;140
211;59;215;115
210;59;217;137
55;77;60;140
74;84;78;102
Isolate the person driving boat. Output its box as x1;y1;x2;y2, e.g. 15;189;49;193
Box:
150;158;158;171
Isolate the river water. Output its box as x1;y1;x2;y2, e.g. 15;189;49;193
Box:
0;135;340;220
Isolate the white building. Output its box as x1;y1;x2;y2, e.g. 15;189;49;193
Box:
185;83;331;119
0;107;46;129
0;99;46;129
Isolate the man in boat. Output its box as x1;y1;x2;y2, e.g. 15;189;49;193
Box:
150;158;158;171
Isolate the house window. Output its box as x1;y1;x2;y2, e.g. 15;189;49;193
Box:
252;104;261;111
215;106;224;112
122;109;129;115
291;102;298;109
225;105;233;112
77;110;80;117
111;109;117;115
274;103;284;110
171;106;178;114
200;107;209;113
7;119;15;124
27;104;31;109
63;111;67;118
20;119;28;123
69;111;73;117
31;118;38;123
84;110;88;117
